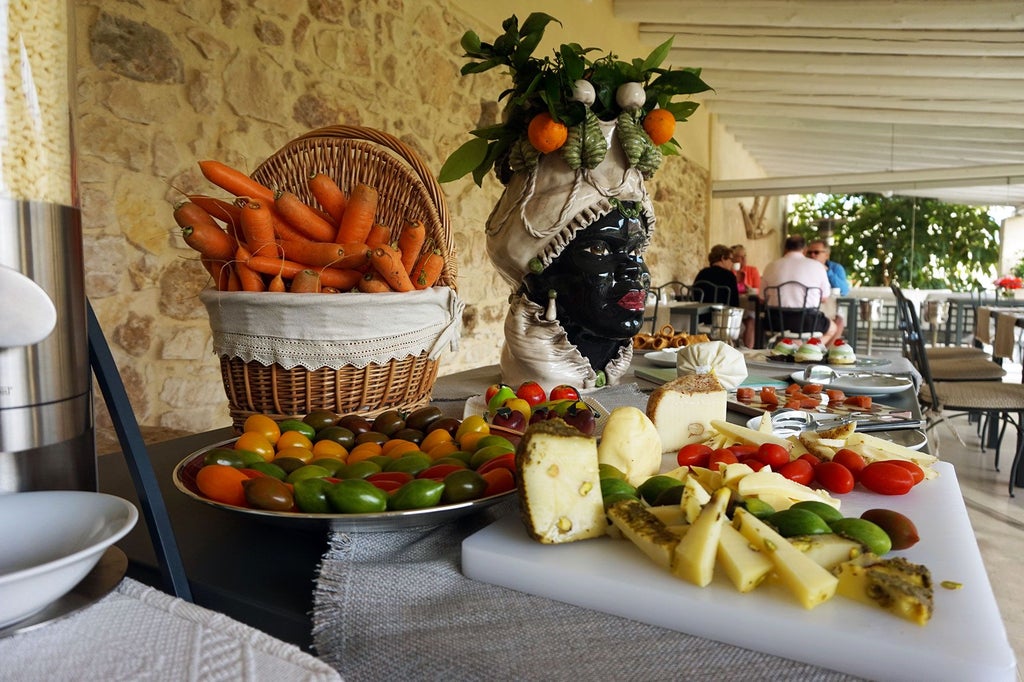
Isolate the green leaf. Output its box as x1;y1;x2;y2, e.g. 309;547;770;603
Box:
520;12;560;38
663;100;700;120
642;37;674;72
461;58;505;75
438;137;490;183
648;69;712;96
460;31;482;55
560;44;586;82
470;124;510;141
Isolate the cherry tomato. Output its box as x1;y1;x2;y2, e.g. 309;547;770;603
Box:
368;479;404;493
481;468;515;496
475;452;516;477
484;383;510;403
708;448;739;468
367;471;414;485
797;453;820;467
735;386;755;402
549;384;581;401
814;461;855;494
779;458;814;485
416;463;465;480
727;443;758;460
755;442;789;469
860;461;916;495
515;381;547;406
676;443;713;468
744;459;766;472
885;459;925;485
832;448;867;480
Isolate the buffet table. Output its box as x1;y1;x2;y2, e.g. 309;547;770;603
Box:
87;358;1017;680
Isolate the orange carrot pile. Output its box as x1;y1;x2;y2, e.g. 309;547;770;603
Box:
176;158;448;295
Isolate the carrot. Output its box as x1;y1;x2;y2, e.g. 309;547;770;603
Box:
275;190;337;242
369;245;415;292
180;222;236;262
235;261;266;292
268;273;287;292
357;269;394;293
277;239;370;269
365;223;391;249
321;286;343;294
198;160;275;205
239;200;278;257
202;258;232;291
225;265;242;291
397;219;426;274
335;182;377;244
411;250;445;289
245;256;362;290
308;172;347;223
188;195;242;227
290;269;321;293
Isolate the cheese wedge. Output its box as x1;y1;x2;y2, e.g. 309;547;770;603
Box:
606;498;680;570
717;523;774;592
833;553;934;625
673;487;731;586
646;374;727;451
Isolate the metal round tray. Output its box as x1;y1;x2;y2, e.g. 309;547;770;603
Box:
172;439;517;532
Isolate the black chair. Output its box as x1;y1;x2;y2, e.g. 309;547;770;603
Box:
760;280;824;346
646;281;694;333
894;289;1024;495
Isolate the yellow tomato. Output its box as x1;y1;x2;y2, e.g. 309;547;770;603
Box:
420;428;455;453
243;414;281;445
276;430;313;452
274;445;314;463
312;439;348;460
234;431;276;462
503;397;532;420
455;414;489;442
381;439;419;458
426;441;460;460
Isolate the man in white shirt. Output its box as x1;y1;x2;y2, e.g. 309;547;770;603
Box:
760;234;838;344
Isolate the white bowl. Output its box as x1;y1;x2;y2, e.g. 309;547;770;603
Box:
0;491;138;628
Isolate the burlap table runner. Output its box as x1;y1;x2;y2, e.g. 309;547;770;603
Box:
312;383;862;681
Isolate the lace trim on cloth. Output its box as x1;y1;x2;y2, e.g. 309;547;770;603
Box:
200;288;464;371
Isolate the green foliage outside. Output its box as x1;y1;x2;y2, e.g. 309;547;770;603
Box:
786;194;1002;291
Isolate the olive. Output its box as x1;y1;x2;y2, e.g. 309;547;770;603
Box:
338;414;373;435
441;469;487;504
372;410;406;436
427;417;462;437
314;426;355;449
303;409;340;432
391;427;424;444
405;406;443;432
293;478;333;514
355;430;389;446
652;485;685;507
327;479;388;514
389;479;446;510
243;477;294;511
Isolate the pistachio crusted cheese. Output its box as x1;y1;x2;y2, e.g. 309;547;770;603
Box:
515;419;608;544
833;553;934;625
605;498;680;570
646;373;727;452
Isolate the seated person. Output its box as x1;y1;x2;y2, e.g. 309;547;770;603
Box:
806;238;849;339
760;235;837;345
730;243;761;295
693;244;752;346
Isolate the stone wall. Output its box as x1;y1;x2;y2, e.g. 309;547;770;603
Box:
75;0;725;433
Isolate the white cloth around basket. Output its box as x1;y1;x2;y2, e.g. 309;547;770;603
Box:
201;288;464;371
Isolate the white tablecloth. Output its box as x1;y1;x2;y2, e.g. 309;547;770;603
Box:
0;578;340;681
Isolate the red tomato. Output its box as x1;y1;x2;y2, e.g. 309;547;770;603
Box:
860;461;916;495
515;381;547;406
814;461;855;494
549;384;581;401
369;479;403;493
844;395;873;409
727;443;758;460
760;387;779;404
475;452;516;476
832;448;867;480
886;459;925;485
745;459;766;472
239;468;271;479
481;468;515;496
709;448;739;468
798;453;820;467
785;383;802;395
735;386;755;402
779;458;814;485
676;443;713;468
755;442;789;469
416;463;465;480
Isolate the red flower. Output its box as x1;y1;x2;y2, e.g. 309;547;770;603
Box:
995;276;1022;290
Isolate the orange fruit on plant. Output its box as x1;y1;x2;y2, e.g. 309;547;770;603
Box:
642;108;676;145
243;414;281;445
235;431;276;463
527;112;568;153
195;464;249;506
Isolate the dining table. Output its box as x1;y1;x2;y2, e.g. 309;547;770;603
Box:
64;353;1017;680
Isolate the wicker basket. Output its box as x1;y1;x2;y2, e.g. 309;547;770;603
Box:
211;125;458;431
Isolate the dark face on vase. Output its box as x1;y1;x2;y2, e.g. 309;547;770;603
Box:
525;205;651;341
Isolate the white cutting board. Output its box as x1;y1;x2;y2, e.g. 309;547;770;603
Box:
463;462;1016;681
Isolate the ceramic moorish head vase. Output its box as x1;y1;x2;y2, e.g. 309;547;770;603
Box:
443;13;709;390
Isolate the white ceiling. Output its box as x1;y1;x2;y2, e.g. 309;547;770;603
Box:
613;0;1024;208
